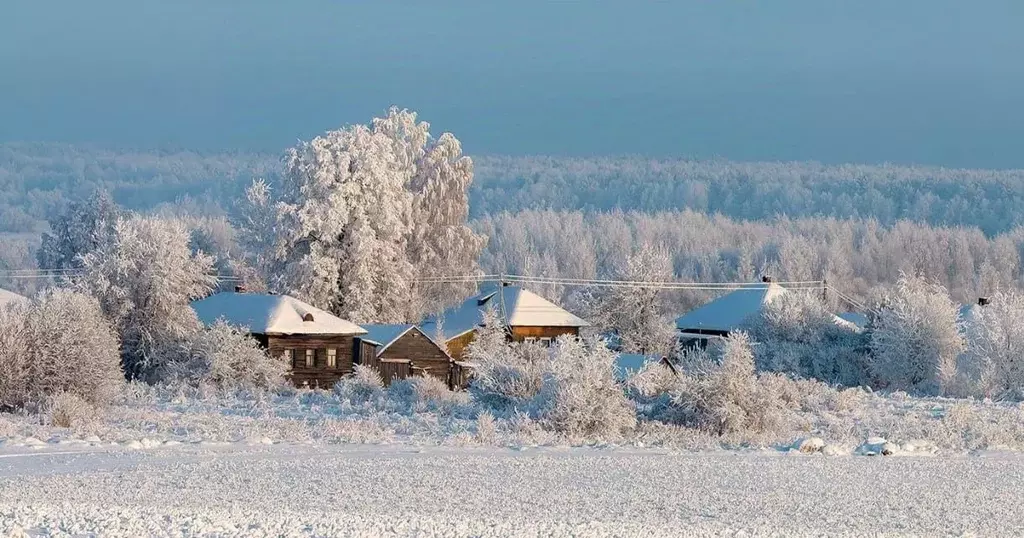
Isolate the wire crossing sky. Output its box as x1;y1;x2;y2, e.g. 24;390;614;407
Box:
2;1;1024;168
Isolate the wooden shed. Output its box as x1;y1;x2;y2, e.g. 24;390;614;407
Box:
356;324;454;387
191;291;367;389
420;284;590;361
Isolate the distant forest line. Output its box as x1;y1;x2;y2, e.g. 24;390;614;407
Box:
3;143;1024;235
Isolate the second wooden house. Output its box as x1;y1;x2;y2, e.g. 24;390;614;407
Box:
420;284;589;360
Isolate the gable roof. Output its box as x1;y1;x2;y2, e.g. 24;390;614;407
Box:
0;288;28;308
676;283;789;333
359;323;415;351
421;284;589;341
191;292;366;336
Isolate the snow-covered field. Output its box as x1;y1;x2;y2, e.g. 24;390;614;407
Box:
2;441;1023;537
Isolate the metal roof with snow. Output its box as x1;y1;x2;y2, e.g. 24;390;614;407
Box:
191;292;366;336
359;324;415;352
421;284;589;341
0;288;28;308
675;283;789;333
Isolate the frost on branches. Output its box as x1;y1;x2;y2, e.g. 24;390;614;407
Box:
249;107;485;323
37;189;121;273
579;245;677;356
78;215;217;381
746;291;868;387
961;291;1024;399
868;274;963;396
166;320;287;390
0;290;122;410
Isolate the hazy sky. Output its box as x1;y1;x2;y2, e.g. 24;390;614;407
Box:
2;1;1023;167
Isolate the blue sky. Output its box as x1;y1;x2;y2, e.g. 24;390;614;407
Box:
2;1;1023;167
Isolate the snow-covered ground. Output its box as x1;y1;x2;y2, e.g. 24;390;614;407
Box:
2;442;1023;537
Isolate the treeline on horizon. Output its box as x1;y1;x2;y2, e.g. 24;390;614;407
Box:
3;143;1024;235
3;143;1024;308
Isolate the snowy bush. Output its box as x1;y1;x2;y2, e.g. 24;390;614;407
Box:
333;364;385;403
78;215;216;381
868;275;964;395
532;336;636;441
45;392;97;428
0;290;122;410
387;375;471;416
165;320;287;390
644;333;788;439
466;308;547;410
746;291;868;386
961;292;1024;399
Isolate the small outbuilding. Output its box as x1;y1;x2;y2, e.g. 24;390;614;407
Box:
356;324;454;386
191;291;367;389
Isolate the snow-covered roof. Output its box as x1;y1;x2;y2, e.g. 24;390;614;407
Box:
359;324;415;354
675;283;789;332
421;284;589;341
191;292;366;336
0;288;28;308
614;353;661;381
837;312;869;329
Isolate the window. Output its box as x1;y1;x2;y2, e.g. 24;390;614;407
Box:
327;348;337;368
283;349;296;368
539;337;552;346
524;337;537;344
305;349;315;368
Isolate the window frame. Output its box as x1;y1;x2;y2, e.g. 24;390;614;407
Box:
304;348;315;368
326;348;337;369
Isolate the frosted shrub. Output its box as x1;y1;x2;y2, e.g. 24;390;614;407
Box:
45;392;96;428
650;333;788;439
0;290;123;410
333;364;385;403
476;411;497;443
533;336;636;441
167;320;287;390
466;308;547;410
625;360;679;398
961;292;1024;399
746;291;868;386
387;375;470;415
868;275;963;395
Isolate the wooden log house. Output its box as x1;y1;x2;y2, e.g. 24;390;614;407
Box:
191;291;367;388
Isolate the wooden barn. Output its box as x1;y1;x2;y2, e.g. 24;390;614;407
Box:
191;291;367;388
355;324;454;387
420;284;589;360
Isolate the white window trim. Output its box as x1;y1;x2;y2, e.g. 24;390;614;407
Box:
305;349;315;368
327;348;337;368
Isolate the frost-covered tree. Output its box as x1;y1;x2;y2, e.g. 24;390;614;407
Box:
78;215;216;381
405;129;488;311
961;292;1024;399
165;320;287;390
37;189;121;272
746;291;868;386
250;108;484;323
868;274;963;395
581;245;677;355
0;290;122;409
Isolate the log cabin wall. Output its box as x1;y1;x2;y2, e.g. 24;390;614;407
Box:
510;326;580;342
445;331;477;361
265;334;358;389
